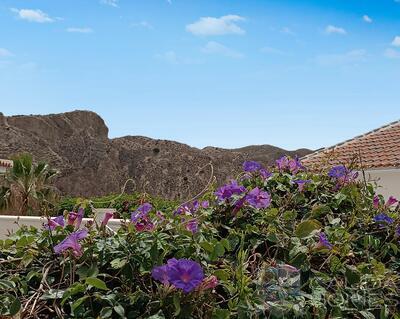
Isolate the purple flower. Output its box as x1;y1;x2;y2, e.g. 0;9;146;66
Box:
373;195;380;209
328;166;347;179
101;212;113;227
276;156;290;171
373;213;394;224
276;156;304;174
131;203;153;222
135;216;155;232
317;232;333;250
67;208;84;229
46;215;65;230
294;180;311;192
152;265;170;285
243;161;262;172
288;157;304;174
185;219;199;234
396;227;400;237
260;168;272;180
201;201;209;209
152;258;204;293
386;196;398;207
215;180;246;202
245;187;271;209
167;259;204;293
54;229;88;257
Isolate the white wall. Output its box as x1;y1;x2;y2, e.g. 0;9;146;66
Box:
362;168;400;199
0;216;122;239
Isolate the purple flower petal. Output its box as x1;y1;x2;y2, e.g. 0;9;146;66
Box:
245;187;271;209
243;161;262;172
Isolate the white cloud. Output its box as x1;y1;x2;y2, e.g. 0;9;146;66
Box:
186;15;245;36
316;49;367;66
391;36;400;47
202;41;243;58
384;48;400;59
0;48;13;57
66;27;93;33
131;21;153;29
260;46;288;56
363;15;373;23
325;25;347;35
11;8;54;23
101;0;118;7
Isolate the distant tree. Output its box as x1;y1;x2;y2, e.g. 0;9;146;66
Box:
0;154;58;215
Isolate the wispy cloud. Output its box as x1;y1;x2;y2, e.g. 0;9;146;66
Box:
281;27;295;35
316;49;367;66
325;25;347;35
363;15;373;23
11;8;55;23
186;15;245;36
131;21;153;29
384;48;400;59
392;36;400;47
101;0;118;7
155;51;201;65
260;46;289;56
0;48;13;57
202;41;243;58
66;27;93;33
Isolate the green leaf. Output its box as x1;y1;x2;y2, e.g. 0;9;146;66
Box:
85;277;109;291
61;283;85;305
345;266;360;285
9;297;21;316
359;311;376;319
100;307;113;318
212;308;230;319
0;279;16;291
213;242;225;257
71;295;89;312
295;220;321;238
200;241;214;253
111;258;128;269
113;304;125;318
214;269;230;281
173;294;181;316
220;238;231;251
147;310;166;319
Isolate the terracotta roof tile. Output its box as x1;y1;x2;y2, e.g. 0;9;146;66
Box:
302;120;400;169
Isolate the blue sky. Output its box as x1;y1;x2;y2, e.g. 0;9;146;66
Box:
1;0;400;150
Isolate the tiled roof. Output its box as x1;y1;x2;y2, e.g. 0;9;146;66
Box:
0;159;13;168
302;120;400;169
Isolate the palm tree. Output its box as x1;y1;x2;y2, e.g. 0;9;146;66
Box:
0;154;58;215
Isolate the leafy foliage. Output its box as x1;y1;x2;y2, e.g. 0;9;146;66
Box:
0;157;399;318
0;153;58;215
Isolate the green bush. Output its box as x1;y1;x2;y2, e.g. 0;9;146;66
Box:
0;157;399;318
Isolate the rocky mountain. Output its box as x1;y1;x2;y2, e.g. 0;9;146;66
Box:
0;111;312;200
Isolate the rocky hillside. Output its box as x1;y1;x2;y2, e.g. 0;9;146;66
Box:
0;111;311;200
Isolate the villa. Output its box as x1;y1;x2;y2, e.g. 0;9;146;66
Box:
302;120;400;198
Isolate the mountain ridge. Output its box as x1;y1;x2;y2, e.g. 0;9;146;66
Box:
0;110;312;200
